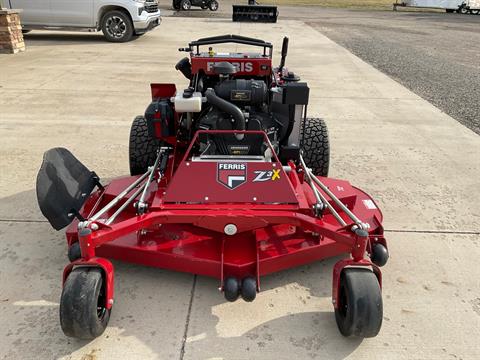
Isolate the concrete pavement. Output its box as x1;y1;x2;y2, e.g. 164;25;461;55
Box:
0;17;479;360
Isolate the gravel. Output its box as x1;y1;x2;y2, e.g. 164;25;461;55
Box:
303;9;480;134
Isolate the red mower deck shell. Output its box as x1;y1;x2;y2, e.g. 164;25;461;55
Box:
65;131;385;310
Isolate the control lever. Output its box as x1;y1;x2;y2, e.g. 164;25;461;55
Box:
279;36;289;73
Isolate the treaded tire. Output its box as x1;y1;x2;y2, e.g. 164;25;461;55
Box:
301;117;330;177
209;0;219;11
129;116;160;176
101;10;133;43
335;268;383;338
180;0;191;10
60;268;111;339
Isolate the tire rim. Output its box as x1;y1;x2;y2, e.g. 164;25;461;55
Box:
97;282;107;320
338;281;348;318
211;2;218;10
106;16;127;39
182;2;190;10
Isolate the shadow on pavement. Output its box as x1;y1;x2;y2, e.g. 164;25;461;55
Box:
22;32;135;47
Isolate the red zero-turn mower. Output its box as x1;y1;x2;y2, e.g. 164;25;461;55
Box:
36;35;389;340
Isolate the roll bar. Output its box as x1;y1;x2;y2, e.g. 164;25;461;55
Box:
179;34;273;57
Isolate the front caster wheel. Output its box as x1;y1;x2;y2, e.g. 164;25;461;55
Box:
335;268;382;338
60;268;111;339
241;277;257;302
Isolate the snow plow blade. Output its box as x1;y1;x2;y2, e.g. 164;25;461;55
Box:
232;5;279;23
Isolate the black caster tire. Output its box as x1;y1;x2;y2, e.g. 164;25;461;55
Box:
101;10;134;43
67;242;81;262
209;0;219;11
335;268;382;338
224;277;240;302
60;268;111;339
241;277;257;302
301;118;330;177
371;243;389;267
129;115;160;176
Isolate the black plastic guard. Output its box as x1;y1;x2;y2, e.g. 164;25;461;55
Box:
36;148;100;230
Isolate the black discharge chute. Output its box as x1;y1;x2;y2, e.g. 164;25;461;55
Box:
36;148;102;230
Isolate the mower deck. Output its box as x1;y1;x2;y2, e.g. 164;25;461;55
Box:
65;165;384;285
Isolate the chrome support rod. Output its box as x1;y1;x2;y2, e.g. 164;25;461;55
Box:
105;183;145;226
309;175;365;228
137;148;164;214
300;154;367;229
89;169;151;222
299;155;347;226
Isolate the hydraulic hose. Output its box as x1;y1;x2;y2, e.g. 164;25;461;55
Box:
205;88;245;140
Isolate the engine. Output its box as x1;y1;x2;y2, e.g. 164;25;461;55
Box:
197;75;287;157
145;35;310;164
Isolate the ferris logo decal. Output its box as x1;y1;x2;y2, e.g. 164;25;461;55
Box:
207;62;254;73
253;169;281;182
217;163;247;190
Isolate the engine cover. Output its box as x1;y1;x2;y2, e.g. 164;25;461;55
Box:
214;79;267;105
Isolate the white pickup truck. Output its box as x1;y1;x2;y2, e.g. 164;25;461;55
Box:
4;0;161;42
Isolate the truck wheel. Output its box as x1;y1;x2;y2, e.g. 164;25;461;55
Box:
101;10;134;43
335;268;383;338
173;0;181;10
180;0;191;10
209;0;219;11
301;118;330;177
129;116;160;176
60;268;111;339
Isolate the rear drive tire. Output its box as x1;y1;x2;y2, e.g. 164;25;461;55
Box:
129;115;160;176
101;10;134;43
60;268;111;339
209;0;219;11
301;117;330;177
335;268;383;338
